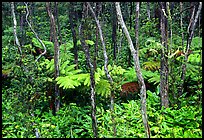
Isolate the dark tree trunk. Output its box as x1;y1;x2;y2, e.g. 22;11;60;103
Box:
54;2;62;45
159;2;169;108
46;2;60;114
129;2;133;29
20;2;25;46
112;3;117;60
79;3;98;138
69;2;78;69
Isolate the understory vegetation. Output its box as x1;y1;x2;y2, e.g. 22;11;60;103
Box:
2;2;202;138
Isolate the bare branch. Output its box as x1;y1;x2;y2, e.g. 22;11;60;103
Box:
24;2;47;62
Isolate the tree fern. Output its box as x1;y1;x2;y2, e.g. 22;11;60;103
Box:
56;76;81;89
95;79;111;98
141;69;160;85
143;61;160;71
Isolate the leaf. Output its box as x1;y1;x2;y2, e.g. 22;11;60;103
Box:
85;40;95;45
95;79;111;98
56;76;81;89
65;64;76;72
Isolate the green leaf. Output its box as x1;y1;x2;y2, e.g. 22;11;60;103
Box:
85;40;95;45
95;79;111;98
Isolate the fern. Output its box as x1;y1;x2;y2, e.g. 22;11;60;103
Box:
141;69;160;85
143;61;160;71
95;79;111;98
123;67;137;83
188;53;201;64
56;76;81;89
32;38;54;52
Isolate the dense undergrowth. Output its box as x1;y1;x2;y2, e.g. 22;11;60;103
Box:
2;89;202;138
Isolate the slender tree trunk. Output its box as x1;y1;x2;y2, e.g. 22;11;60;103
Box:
180;2;184;50
115;2;150;138
93;2;101;70
69;2;78;69
54;2;62;45
112;3;117;60
79;3;98;138
129;2;133;29
87;2;116;136
146;2;151;20
178;2;202;97
20;2;25;46
46;2;60;114
48;3;54;42
11;2;22;54
187;3;196;35
159;2;169;108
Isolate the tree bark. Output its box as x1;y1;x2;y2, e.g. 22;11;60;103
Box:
69;2;78;69
93;2;101;70
20;2;25;46
112;3;117;60
178;2;202;97
180;2;184;50
11;2;22;54
115;2;150;138
159;2;169;108
146;2;151;20
87;2;116;136
79;3;98;138
46;2;60;114
54;2;62;45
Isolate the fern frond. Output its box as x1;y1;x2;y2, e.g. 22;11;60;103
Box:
123;67;137;83
143;61;160;71
65;64;76;72
56;76;81;89
141;69;160;85
95;79;111;98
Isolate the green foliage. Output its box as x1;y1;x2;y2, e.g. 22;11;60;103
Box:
141;69;160;85
122;67;160;85
190;37;202;51
95;79;111;98
32;38;54;53
143;60;160;71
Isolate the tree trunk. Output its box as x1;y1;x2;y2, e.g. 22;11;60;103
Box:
11;2;22;54
87;2;116;136
79;3;98;138
20;2;25;46
178;2;202;97
112;3;117;60
69;2;78;69
159;2;169;108
46;2;60;114
93;2;101;70
115;2;150;138
146;2;151;20
48;3;54;42
54;2;62;45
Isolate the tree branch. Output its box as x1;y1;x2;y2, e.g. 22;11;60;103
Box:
24;2;47;62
